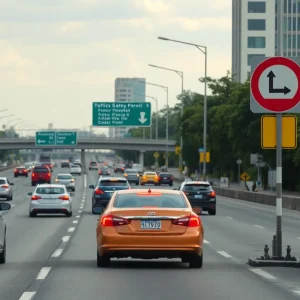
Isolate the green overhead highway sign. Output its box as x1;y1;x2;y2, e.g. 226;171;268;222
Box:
35;131;77;146
92;102;151;127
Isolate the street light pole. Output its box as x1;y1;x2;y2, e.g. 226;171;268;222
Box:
148;64;184;170
133;93;158;140
158;36;208;180
140;81;169;167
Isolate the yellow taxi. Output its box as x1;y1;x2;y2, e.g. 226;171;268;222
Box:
96;189;204;268
140;171;159;186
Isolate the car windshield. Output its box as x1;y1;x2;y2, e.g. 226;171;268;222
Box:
17;167;25;170
0;179;6;184
183;184;212;191
36;187;65;194
99;180;128;187
57;175;72;180
33;168;49;173
113;193;187;208
101;167;108;170
90;162;97;165
126;169;137;173
159;173;171;176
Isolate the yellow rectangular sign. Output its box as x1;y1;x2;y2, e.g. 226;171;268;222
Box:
199;152;210;163
261;115;297;149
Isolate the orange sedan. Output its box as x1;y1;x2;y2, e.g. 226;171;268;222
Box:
96;189;204;268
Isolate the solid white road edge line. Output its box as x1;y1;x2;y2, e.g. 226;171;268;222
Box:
253;225;264;229
217;251;232;258
68;227;75;232
36;267;51;280
51;249;63;257
249;268;277;280
84;175;87;188
203;239;210;244
19;291;36;300
62;236;70;242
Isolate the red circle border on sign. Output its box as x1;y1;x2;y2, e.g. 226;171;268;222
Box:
251;57;300;112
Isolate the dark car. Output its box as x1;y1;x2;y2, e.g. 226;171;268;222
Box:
14;166;28;178
123;169;139;185
158;172;173;186
179;181;216;215
31;166;51;186
114;164;125;173
61;161;70;168
89;177;130;214
98;167;110;176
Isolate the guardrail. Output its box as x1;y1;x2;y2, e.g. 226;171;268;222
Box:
0;165;18;172
213;186;300;212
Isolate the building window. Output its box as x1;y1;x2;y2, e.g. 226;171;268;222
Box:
248;54;265;65
248;19;266;30
119;99;126;101
248;37;266;48
119;94;127;97
119;89;126;92
248;2;266;13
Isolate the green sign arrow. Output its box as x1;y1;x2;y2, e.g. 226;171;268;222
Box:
35;131;77;146
92;102;151;127
35;132;56;146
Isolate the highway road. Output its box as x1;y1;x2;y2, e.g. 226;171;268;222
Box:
1;163;300;299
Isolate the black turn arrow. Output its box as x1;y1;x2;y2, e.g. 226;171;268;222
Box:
267;71;291;95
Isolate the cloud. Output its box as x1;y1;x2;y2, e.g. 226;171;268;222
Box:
176;17;231;32
133;0;169;14
59;21;90;33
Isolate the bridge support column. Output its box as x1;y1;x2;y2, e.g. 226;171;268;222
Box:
139;151;145;168
81;149;86;174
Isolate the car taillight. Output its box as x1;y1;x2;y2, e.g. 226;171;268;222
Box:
101;215;130;226
50;164;53;168
71;179;74;182
14;169;17;172
173;216;201;227
32;173;35;176
171;177;174;180
31;195;41;200
47;173;51;177
210;191;216;197
121;168;124;170
95;188;104;195
1;185;9;188
59;195;70;200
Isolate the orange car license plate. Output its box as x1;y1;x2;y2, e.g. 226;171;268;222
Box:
141;220;161;229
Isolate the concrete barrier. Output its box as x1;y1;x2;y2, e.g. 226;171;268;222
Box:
0;165;18;172
214;187;300;212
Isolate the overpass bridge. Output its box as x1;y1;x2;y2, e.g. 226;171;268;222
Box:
0;137;176;152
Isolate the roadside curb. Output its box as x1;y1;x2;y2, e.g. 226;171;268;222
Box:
248;257;300;268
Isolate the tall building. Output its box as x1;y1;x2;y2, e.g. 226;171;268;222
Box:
110;78;146;138
232;0;276;82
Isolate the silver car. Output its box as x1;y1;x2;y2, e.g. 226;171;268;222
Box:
28;184;74;217
55;173;75;191
70;164;82;175
0;177;14;201
0;202;11;264
124;169;140;185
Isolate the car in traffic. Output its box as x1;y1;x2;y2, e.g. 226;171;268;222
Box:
70;164;82;175
132;163;144;176
89;161;98;171
28;184;74;217
98;166;110;176
157;172;174;186
140;171;159;186
14;166;29;177
0;178;14;201
89;177;130;214
178;181;216;215
24;162;33;173
55;173;75;191
74;159;82;168
96;189;203;268
41;162;53;172
123;169;139;185
114;164;125;173
0;202;11;264
31;165;51;186
61;161;70;168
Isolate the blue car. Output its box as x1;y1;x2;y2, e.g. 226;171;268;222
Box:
89;177;130;214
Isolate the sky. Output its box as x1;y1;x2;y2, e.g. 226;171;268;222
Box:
0;0;231;135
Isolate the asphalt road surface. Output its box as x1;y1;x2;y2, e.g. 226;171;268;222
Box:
1;163;300;300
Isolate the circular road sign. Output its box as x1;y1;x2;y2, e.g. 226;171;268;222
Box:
251;57;300;112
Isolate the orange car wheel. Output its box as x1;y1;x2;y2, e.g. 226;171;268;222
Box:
97;250;110;268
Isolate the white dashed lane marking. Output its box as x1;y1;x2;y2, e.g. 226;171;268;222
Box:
217;251;232;258
253;225;264;229
68;227;75;232
249;268;277;280
203;239;210;244
62;236;70;242
76;215;80;218
36;267;51;280
78;210;82;213
73;220;78;224
51;249;63;258
19;291;36;300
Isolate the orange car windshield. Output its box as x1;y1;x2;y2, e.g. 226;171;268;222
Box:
113;194;187;208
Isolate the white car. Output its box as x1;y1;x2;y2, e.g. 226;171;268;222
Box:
28;184;73;217
70;164;81;175
0;202;11;263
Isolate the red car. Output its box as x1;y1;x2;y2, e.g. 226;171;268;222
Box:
31;166;51;186
14;166;28;177
41;162;53;172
